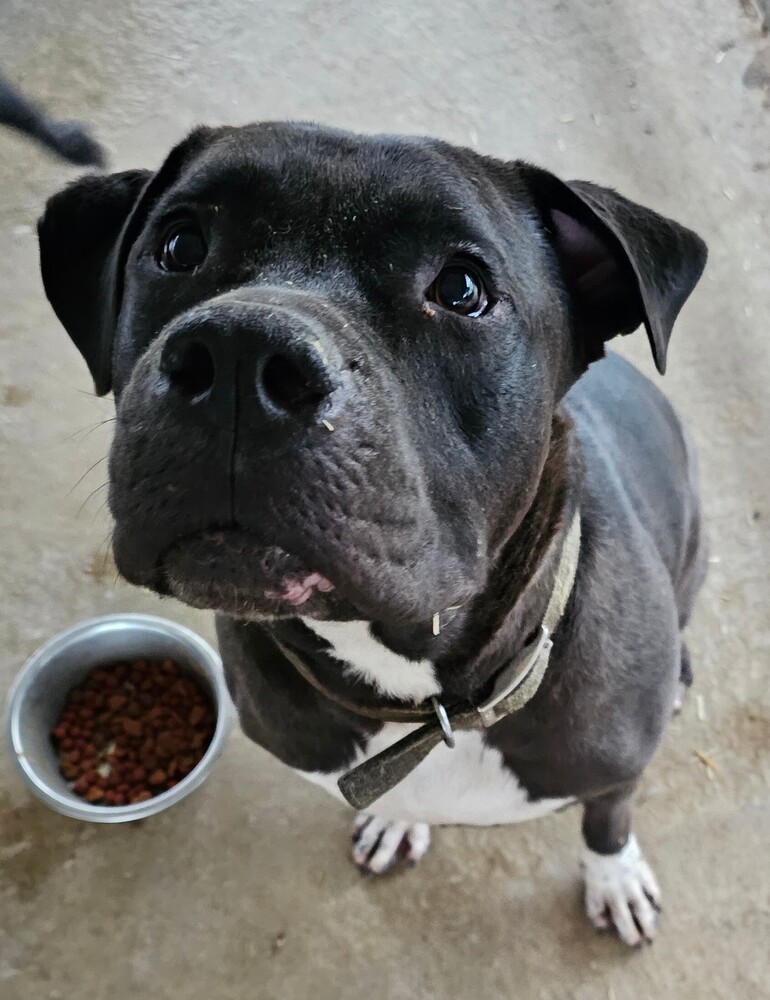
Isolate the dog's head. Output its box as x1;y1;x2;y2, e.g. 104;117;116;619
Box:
38;123;706;626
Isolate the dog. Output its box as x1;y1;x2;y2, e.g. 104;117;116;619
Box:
37;122;707;947
1;74;105;166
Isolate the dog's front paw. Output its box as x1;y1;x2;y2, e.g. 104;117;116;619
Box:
581;834;661;946
351;813;431;875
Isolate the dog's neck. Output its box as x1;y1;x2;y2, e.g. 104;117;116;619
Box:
282;412;576;710
433;410;575;702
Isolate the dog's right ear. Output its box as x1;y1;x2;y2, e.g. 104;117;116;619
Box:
38;126;222;395
38;170;152;396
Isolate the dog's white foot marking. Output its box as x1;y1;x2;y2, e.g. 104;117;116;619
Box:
672;681;687;714
581;834;662;946
351;813;431;874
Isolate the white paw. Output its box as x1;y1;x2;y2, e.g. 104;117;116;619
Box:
351;813;431;875
581;834;662;946
672;681;687;714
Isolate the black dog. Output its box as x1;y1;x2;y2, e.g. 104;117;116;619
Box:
38;123;707;946
1;75;104;166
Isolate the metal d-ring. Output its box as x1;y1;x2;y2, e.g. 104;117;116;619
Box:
431;698;455;748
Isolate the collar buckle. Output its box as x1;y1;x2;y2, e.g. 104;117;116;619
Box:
475;625;553;728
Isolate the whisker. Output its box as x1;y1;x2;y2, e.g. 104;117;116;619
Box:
64;417;117;443
77;482;107;517
68;455;108;496
90;497;110;523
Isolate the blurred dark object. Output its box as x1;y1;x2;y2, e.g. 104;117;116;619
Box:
741;0;769;33
0;75;106;167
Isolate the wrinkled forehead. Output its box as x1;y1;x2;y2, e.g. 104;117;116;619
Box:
157;124;513;252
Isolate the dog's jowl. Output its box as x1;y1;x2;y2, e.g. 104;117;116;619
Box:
38;123;707;946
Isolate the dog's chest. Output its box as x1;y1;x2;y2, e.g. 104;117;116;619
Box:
300;724;572;825
295;619;573;825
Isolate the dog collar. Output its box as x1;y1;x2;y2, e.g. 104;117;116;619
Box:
275;510;581;810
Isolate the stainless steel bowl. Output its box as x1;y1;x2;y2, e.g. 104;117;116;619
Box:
5;613;232;823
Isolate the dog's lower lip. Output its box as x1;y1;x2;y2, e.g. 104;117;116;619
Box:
159;529;335;613
265;572;336;607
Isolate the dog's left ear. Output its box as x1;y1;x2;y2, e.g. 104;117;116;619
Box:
523;167;707;374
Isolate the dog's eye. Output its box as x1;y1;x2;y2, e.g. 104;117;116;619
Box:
158;225;208;272
428;263;489;317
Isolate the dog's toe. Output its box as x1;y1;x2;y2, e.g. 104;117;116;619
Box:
582;834;661;946
351;813;430;874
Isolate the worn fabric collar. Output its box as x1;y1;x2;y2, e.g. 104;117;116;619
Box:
274;510;581;810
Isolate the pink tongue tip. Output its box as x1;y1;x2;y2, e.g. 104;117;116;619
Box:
269;572;335;606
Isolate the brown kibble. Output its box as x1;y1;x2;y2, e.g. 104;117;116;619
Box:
122;718;143;737
52;656;214;808
156;731;178;753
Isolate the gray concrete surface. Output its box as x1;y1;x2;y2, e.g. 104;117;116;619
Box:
1;2;768;998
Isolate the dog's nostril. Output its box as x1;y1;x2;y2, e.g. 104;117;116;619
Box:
261;354;327;413
162;339;216;397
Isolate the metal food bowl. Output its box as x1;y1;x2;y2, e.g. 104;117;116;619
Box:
5;613;232;823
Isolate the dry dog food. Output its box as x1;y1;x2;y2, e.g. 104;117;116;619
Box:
51;658;215;806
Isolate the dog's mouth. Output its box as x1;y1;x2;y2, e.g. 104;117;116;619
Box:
160;529;340;618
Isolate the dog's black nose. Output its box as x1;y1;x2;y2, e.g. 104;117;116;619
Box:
159;307;335;425
161;336;217;398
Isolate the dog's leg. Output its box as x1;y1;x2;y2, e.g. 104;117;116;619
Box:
580;786;661;946
351;813;431;875
673;639;693;713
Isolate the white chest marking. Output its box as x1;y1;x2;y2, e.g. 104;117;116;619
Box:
296;618;572;826
300;618;440;702
299;723;574;826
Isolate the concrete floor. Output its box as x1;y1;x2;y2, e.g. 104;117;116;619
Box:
1;1;768;997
